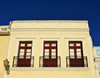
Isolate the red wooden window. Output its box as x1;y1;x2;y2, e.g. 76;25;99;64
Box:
43;41;57;67
17;41;32;67
69;41;84;67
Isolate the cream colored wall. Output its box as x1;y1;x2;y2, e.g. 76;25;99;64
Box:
7;35;93;78
5;21;96;78
0;36;9;78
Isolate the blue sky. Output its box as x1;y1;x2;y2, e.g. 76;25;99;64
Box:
0;0;100;46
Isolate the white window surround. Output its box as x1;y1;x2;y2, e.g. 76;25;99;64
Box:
15;38;35;56
41;38;60;56
66;38;86;56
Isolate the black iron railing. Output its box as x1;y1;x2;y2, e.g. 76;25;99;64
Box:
39;56;61;67
66;56;88;67
12;56;34;67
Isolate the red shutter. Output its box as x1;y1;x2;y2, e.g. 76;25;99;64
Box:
17;41;32;67
43;41;57;67
69;41;84;67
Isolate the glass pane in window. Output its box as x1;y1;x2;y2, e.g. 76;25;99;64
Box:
45;56;49;59
27;49;31;52
45;52;49;56
52;52;56;56
20;49;25;52
26;52;31;56
45;44;49;47
21;44;25;47
19;56;24;59
51;44;56;46
70;52;74;56
76;43;80;46
45;49;49;52
76;49;81;52
27;44;32;47
51;56;56;59
70;44;74;46
26;56;30;59
70;56;75;59
77;56;81;58
70;49;74;52
20;52;24;56
77;52;81;56
52;49;56;52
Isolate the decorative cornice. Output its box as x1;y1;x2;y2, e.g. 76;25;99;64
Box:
12;20;88;23
11;32;89;35
11;28;89;32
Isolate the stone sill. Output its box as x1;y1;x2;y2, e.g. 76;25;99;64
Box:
11;67;89;71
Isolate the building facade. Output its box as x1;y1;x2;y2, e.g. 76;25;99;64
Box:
93;47;100;78
1;20;98;78
0;26;10;78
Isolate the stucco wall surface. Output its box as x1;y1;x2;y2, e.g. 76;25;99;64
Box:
0;36;9;78
5;21;96;78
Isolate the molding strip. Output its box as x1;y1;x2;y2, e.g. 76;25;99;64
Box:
16;37;36;39
11;67;89;71
40;37;60;39
7;36;12;60
65;37;85;39
88;36;95;78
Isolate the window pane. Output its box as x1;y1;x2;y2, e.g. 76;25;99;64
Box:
70;56;75;59
51;43;56;46
45;49;49;52
52;52;56;56
76;49;81;52
76;43;80;46
27;44;32;47
45;56;49;59
70;52;74;56
20;49;25;52
26;56;30;59
51;56;56;59
21;44;25;47
45;44;49;47
51;49;56;52
77;56;81;58
70;43;74;46
27;49;31;52
77;52;81;56
45;52;49;56
19;56;24;59
70;49;74;52
26;52;31;56
20;52;24;56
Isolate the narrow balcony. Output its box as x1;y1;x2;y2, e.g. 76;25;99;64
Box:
39;56;61;67
12;56;34;67
66;56;88;67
